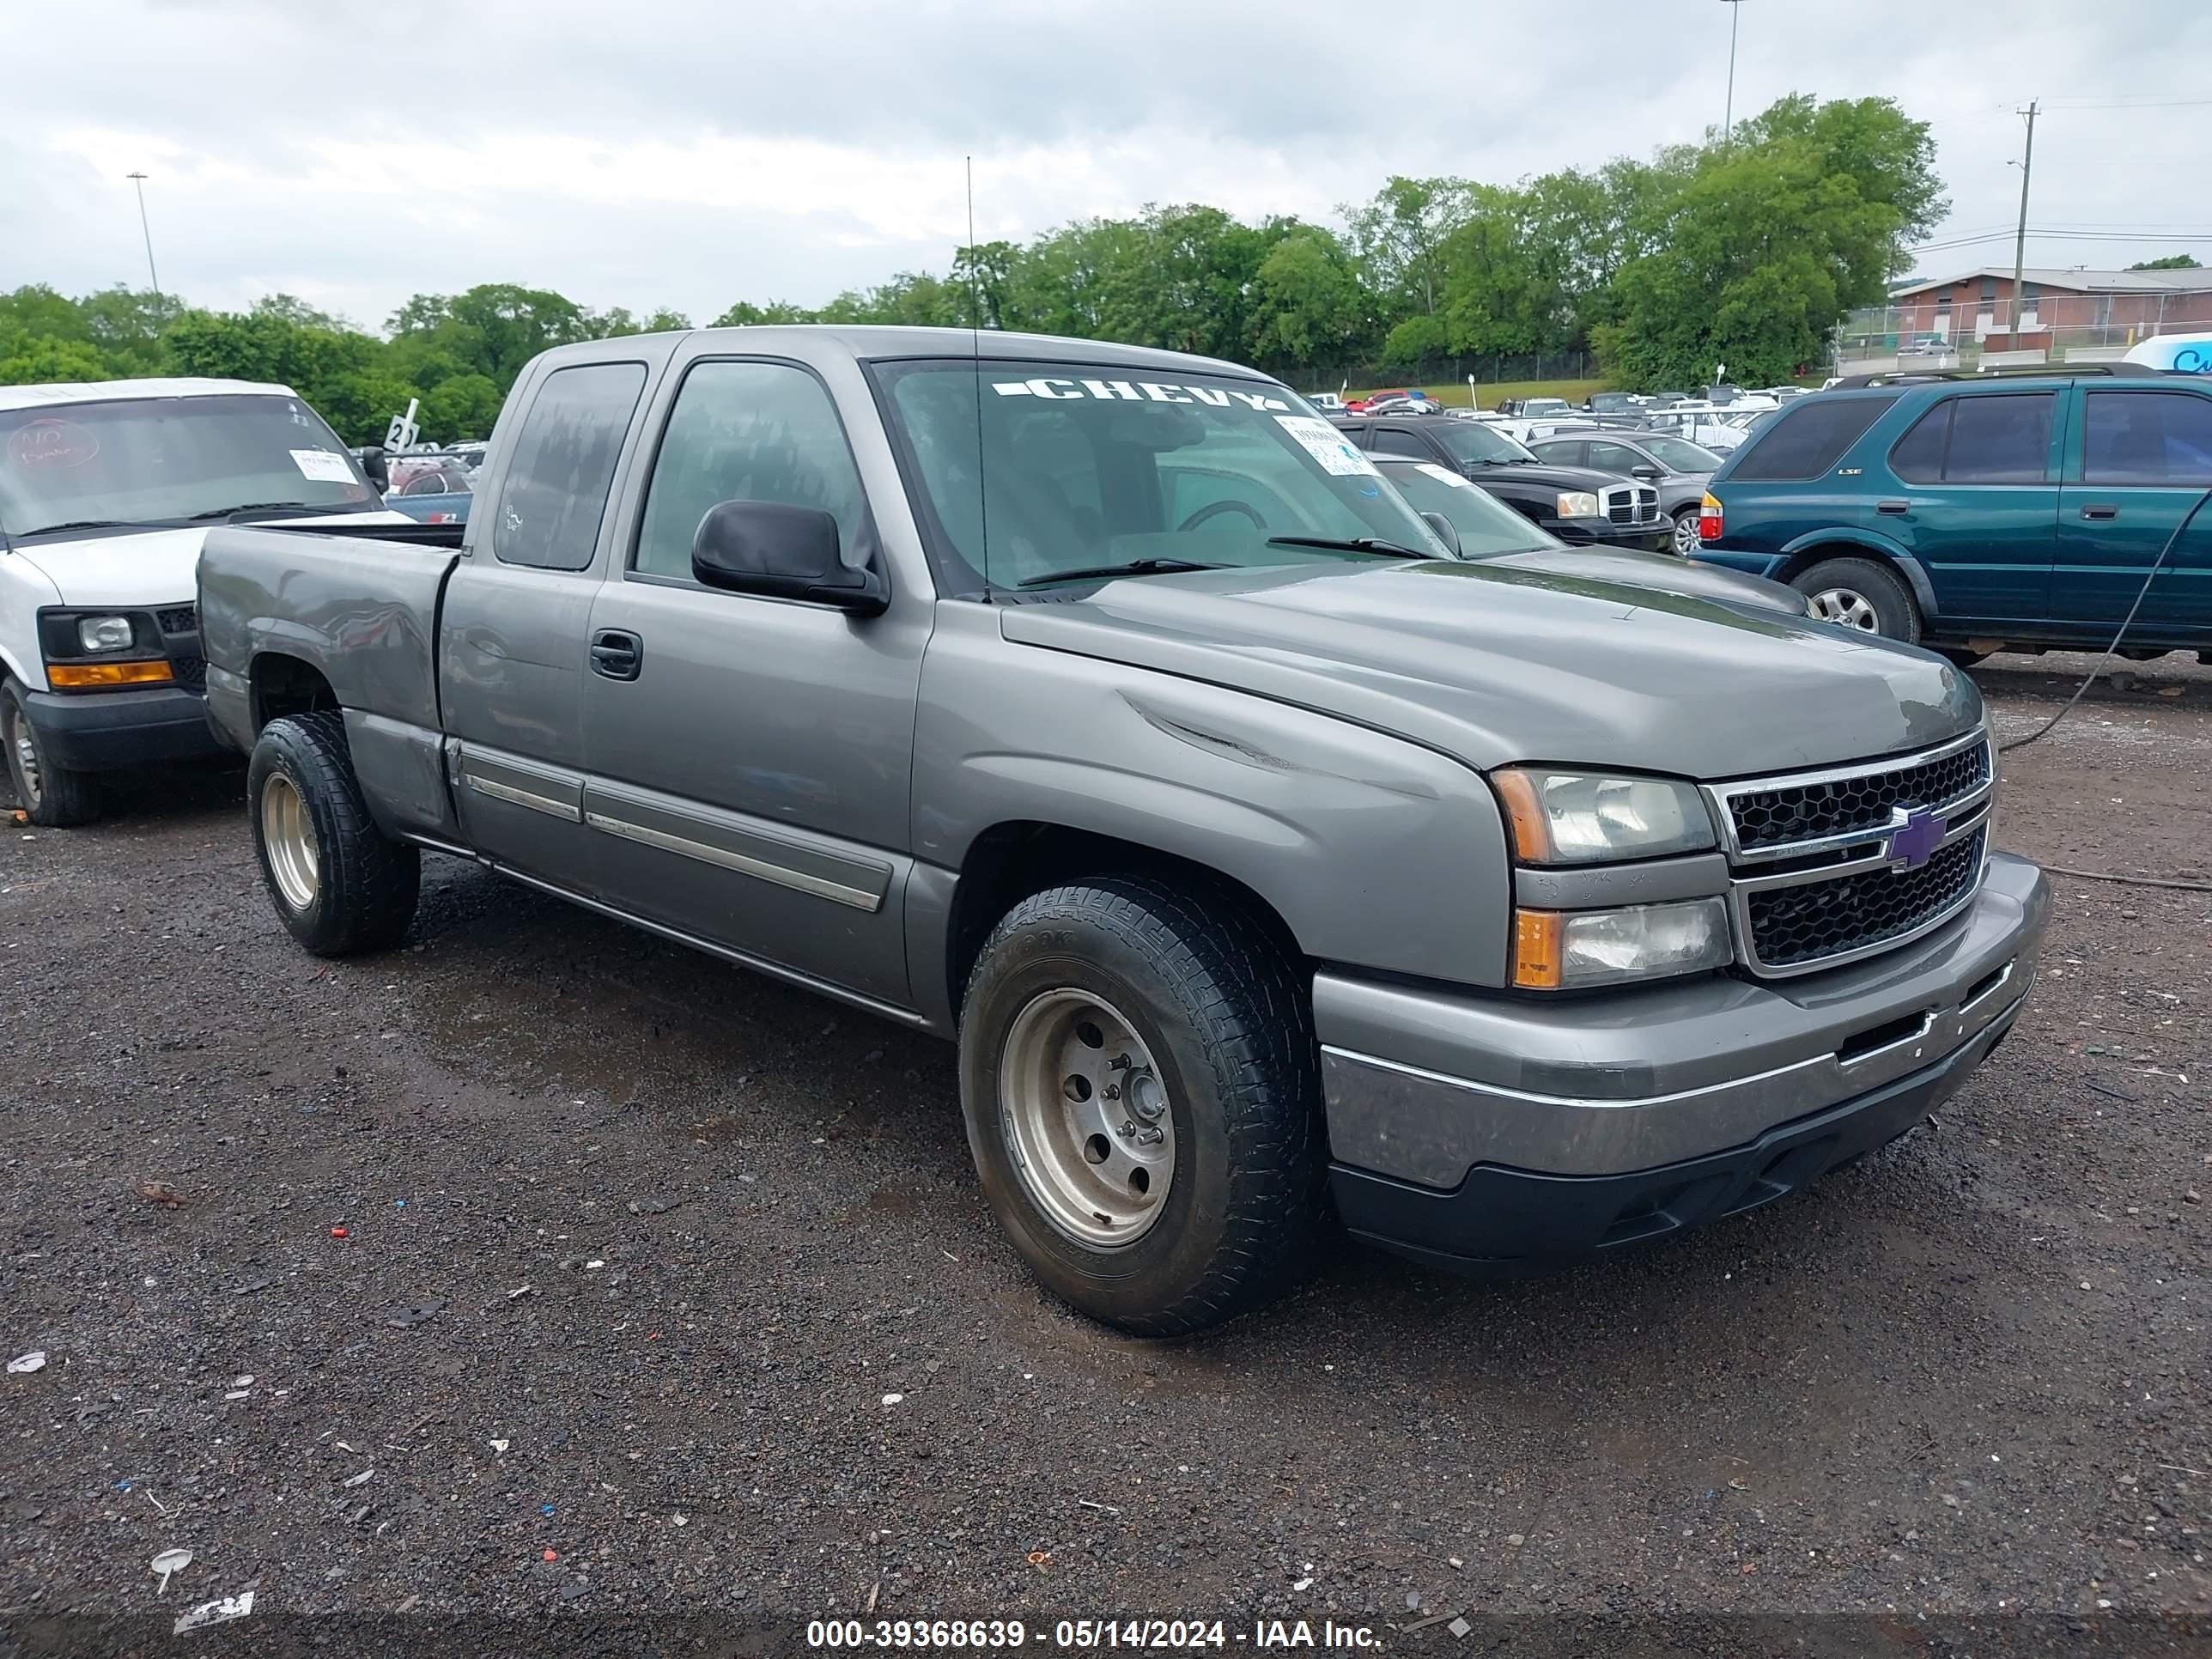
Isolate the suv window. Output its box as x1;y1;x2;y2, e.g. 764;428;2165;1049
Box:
2083;390;2212;484
1729;395;1898;481
1586;440;1647;473
633;361;869;583
1890;392;2054;485
1530;440;1587;467
493;362;647;571
1370;427;1431;459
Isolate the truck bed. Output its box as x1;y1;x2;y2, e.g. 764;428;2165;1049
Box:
197;523;464;750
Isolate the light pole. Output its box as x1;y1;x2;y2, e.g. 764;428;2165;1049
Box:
126;171;161;302
1720;0;1746;140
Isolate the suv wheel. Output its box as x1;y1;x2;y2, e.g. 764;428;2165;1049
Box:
2;680;102;828
1670;507;1701;556
1791;556;1922;643
957;876;1328;1335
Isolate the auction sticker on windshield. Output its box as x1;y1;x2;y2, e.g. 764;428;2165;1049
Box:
1415;461;1476;489
290;449;356;483
1275;415;1376;477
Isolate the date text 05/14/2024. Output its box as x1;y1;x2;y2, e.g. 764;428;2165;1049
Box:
804;1619;1385;1650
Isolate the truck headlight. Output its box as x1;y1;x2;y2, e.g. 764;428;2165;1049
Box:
1492;769;1717;864
1512;897;1732;989
1554;490;1601;520
77;615;137;653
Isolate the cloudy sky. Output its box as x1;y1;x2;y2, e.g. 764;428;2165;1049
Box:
8;0;2211;331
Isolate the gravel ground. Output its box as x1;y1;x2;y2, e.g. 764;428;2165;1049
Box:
0;652;2206;1655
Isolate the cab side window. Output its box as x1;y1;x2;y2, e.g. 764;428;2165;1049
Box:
632;361;869;584
2083;391;2212;484
493;362;647;571
1889;392;2053;485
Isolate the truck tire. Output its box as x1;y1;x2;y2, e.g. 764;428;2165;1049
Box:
3;679;102;828
247;711;419;957
1791;555;1922;644
958;876;1328;1335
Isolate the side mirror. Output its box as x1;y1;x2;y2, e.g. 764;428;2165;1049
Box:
690;501;888;616
1419;510;1462;556
1632;463;1663;481
357;446;390;493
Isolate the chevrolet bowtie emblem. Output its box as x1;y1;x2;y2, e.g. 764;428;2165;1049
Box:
1885;807;1945;870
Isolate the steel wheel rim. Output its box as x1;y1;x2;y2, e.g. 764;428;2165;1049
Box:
260;772;319;911
1672;513;1700;556
999;988;1176;1249
5;707;40;808
1809;586;1881;630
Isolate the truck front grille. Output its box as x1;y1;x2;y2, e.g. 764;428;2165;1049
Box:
167;653;206;692
1706;729;1994;977
1601;484;1662;525
157;605;198;636
1746;826;1986;969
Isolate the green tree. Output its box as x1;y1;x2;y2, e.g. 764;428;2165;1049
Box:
0;336;111;386
1248;228;1370;375
1341;177;1478;318
417;373;505;441
712;299;816;327
2128;253;2203;270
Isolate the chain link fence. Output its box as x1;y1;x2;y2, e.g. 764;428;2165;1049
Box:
1839;291;2212;374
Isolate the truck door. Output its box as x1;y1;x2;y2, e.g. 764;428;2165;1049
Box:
2057;385;2212;637
439;359;649;887
577;352;927;1008
1874;389;2060;626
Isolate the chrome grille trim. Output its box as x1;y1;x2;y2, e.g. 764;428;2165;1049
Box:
1703;728;1992;865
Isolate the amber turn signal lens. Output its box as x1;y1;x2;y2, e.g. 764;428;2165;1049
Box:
1511;908;1565;990
1492;769;1550;863
46;659;173;690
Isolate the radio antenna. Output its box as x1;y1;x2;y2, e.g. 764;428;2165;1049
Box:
966;155;993;598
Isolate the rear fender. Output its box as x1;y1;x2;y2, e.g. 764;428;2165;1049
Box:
1777;529;1936;617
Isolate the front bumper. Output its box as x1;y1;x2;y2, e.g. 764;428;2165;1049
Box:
1320;851;2048;1267
1547;514;1672;552
21;685;228;772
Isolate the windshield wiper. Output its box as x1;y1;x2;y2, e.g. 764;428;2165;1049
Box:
1264;536;1426;558
20;519;149;537
185;501;331;521
1017;557;1226;588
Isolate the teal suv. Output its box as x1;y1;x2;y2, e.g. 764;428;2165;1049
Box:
1693;371;2212;663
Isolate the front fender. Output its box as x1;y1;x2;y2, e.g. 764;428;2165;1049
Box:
1778;528;1938;617
914;609;1514;994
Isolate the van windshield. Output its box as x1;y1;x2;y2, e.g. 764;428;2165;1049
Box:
0;393;373;538
874;360;1450;592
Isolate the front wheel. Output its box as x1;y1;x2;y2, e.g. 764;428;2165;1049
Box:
247;711;420;956
1790;555;1923;644
958;877;1328;1335
2;680;101;828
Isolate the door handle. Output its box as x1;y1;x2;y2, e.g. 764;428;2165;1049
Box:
1875;499;1910;515
2079;502;2120;521
589;629;642;681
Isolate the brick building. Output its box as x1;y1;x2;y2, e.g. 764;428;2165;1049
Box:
1887;266;2212;351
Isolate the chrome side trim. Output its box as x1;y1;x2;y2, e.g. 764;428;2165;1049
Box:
465;772;579;821
582;811;883;912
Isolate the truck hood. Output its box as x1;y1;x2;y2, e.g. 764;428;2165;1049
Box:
1465;460;1626;493
9;510;407;605
1000;559;1980;779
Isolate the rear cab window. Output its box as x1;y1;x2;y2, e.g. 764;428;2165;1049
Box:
492;362;648;570
1726;395;1899;481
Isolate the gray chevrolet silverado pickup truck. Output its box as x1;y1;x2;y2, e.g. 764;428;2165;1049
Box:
198;326;2049;1334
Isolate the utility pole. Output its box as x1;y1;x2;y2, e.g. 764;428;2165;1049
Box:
126;171;161;302
1720;0;1746;139
2007;101;2038;353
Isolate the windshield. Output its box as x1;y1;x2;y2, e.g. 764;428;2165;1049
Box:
0;393;372;536
1376;461;1558;557
1427;422;1536;465
1637;434;1723;471
875;360;1450;591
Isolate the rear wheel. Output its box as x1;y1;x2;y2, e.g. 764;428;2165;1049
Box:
247;711;419;956
1791;556;1922;644
2;680;101;828
1671;507;1702;556
958;876;1328;1335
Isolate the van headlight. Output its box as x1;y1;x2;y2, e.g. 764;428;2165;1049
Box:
77;615;137;653
1492;769;1717;863
1511;897;1733;989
